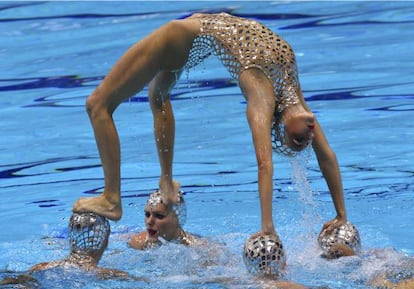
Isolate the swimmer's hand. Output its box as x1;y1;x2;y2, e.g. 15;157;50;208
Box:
320;216;346;235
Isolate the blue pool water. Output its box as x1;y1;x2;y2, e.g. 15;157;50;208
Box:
1;1;413;288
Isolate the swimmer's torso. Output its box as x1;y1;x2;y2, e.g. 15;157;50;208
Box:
186;12;299;111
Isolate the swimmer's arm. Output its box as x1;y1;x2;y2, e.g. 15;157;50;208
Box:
0;274;40;286
311;118;347;229
28;261;59;273
95;267;149;283
370;274;394;288
244;79;277;235
370;273;414;289
95;267;130;280
273;281;310;289
396;278;414;289
299;90;346;230
128;231;148;250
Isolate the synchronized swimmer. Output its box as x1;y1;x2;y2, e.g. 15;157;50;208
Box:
73;11;347;243
3;11;411;289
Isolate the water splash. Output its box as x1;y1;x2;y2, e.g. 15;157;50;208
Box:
289;145;320;235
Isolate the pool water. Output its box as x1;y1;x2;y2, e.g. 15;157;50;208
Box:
0;1;413;288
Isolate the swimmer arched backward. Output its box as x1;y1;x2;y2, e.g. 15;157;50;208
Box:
72;12;348;251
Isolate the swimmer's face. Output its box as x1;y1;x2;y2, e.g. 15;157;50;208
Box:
283;109;315;151
144;202;180;242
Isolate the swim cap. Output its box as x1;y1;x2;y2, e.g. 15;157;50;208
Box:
318;221;361;258
272;122;298;157
147;191;187;227
69;212;110;253
243;233;286;277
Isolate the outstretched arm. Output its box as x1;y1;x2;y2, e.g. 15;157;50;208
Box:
311;118;347;232
240;68;277;235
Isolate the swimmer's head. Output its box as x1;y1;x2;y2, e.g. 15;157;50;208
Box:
243;233;286;278
272;105;315;156
147;191;186;227
69;212;110;260
144;191;186;243
318;222;361;259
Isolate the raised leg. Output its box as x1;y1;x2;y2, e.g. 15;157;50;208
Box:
73;19;198;220
149;71;183;203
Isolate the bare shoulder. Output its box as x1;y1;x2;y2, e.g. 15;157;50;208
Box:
128;231;148;250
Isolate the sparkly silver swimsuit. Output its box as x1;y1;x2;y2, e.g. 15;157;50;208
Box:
186;12;300;113
185;13;302;156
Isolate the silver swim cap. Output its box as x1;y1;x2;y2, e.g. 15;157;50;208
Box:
318;221;361;257
272;122;297;157
69;212;110;253
272;121;312;157
147;191;187;227
243;234;286;277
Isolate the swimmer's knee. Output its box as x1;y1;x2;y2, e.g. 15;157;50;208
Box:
85;89;111;120
85;93;96;116
85;96;100;120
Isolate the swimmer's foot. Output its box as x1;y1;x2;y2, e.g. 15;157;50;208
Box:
159;180;181;206
73;195;122;221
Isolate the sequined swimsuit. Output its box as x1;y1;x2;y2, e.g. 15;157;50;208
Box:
185;12;300;113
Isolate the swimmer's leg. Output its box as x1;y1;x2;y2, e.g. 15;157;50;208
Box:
149;70;182;203
73;20;198;220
